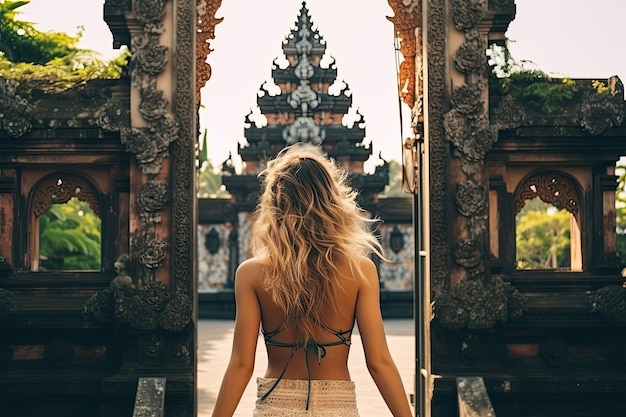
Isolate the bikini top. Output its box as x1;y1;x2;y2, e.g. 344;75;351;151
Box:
260;321;354;410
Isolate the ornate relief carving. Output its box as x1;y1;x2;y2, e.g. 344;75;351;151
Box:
132;228;167;269
434;275;525;330
0;288;18;322
451;0;484;30
426;0;449;299
589;284;626;324
454;239;484;279
0;78;34;138
84;256;190;332
454;39;485;75
456;180;486;217
138;180;168;223
133;0;167;31
515;174;579;215
387;0;422;110
196;0;224;104
493;94;525;130
171;0;196;298
96;97;131;132
31;174;101;218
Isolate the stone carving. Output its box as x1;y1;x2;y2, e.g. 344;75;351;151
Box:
0;288;18;322
136;44;169;76
578;78;624;136
31;174;101;218
589;284;626;324
133;0;167;30
196;0;224;103
426;0;450;299
515;174;579;215
139;89;170;121
138;180;168;223
111;254;135;289
493;94;525;130
283;117;325;145
434;275;525;330
0;78;34;138
288;83;320;114
132;228;167;270
84;256;191;332
171;0;196;297
95;97;131;132
454;40;485;75
451;0;484;30
454;239;485;279
455;180;486;217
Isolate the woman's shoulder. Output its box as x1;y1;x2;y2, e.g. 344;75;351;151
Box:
235;258;265;285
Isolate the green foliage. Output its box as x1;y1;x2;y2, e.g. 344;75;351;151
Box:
501;69;578;114
39;197;101;271
0;0;78;64
516;198;571;269
489;41;578;114
0;0;128;92
198;160;231;199
380;159;405;197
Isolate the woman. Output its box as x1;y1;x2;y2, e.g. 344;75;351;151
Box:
211;143;413;417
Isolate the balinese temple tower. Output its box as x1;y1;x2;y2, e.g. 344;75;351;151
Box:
222;2;389;211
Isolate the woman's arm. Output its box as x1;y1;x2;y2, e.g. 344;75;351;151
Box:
211;261;262;417
355;257;414;417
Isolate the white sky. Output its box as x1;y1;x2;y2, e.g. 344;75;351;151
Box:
19;0;626;171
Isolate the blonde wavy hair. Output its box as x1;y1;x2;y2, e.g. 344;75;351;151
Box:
251;143;385;344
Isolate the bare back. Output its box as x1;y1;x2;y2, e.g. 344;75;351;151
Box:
241;257;367;381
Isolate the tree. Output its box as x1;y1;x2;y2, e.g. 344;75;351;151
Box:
0;0;128;91
198;160;231;198
39;197;101;271
516;198;571;269
0;0;78;64
380;159;405;197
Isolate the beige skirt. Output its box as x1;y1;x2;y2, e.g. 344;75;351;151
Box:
253;377;360;417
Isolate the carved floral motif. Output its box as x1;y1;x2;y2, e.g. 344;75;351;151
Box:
132;228;167;269
138;180;168;223
589;284;626;324
136;44;169;75
435;276;525;330
456;180;486;217
451;0;484;30
96;97;130;132
31;174;100;218
515;174;579;215
133;0;167;31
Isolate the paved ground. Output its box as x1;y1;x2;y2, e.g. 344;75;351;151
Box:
198;319;416;416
